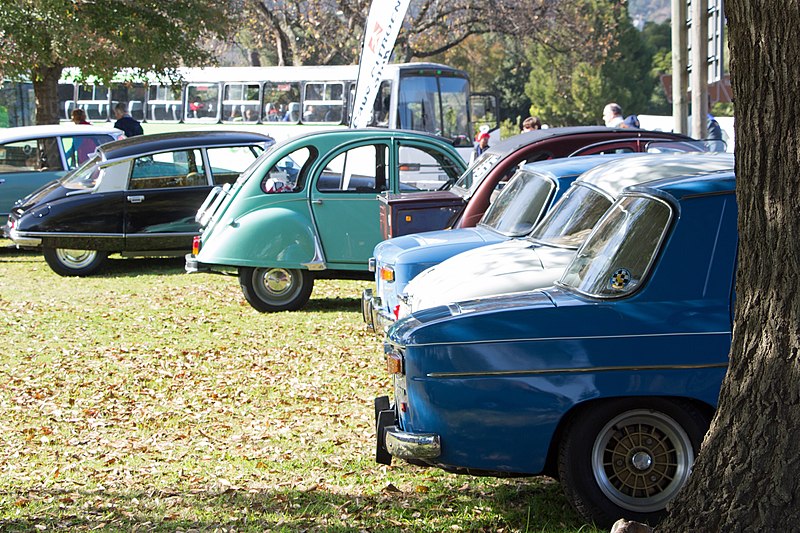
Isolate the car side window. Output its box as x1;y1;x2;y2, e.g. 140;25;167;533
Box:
129;149;207;190
316;144;388;193
397;143;461;192
0;138;63;173
261;146;316;194
207;145;264;185
61;135;115;170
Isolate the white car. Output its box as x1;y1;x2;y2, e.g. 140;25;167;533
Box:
399;152;735;316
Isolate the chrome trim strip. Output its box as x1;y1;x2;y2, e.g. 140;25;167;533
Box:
410;330;730;348
427;362;729;379
14;231;124;238
125;232;198;238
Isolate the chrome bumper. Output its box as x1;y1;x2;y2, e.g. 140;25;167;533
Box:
7;227;42;247
184;253;215;274
361;289;397;334
374;395;441;465
385;427;441;461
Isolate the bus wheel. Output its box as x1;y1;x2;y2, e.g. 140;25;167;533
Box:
239;267;314;312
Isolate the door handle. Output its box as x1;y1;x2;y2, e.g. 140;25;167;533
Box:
0;179;5;184
311;199;323;205
127;195;145;203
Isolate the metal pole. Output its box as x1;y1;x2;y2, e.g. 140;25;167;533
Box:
691;0;709;139
672;0;689;134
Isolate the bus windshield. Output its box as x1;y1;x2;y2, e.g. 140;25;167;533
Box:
398;73;471;147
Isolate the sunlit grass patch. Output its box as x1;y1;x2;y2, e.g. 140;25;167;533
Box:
0;242;599;532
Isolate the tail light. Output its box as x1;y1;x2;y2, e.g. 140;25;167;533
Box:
192;235;201;256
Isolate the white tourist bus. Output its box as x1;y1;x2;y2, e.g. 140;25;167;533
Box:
0;63;499;160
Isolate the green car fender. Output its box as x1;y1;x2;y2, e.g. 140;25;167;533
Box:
197;204;322;269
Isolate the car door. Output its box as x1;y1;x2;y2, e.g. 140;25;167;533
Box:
124;148;212;251
0;137;65;220
310;141;390;266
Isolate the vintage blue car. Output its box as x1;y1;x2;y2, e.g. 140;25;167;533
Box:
375;170;737;527
361;154;634;331
367;153;734;332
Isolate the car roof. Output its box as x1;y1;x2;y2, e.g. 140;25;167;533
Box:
0;124;123;142
628;169;736;199
575;152;735;198
98;130;274;161
267;127;458;153
520;153;640;178
483;126;693;158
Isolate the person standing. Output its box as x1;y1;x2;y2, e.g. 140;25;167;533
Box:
71;108;90;125
113;103;144;137
473;132;491;159
602;103;624;128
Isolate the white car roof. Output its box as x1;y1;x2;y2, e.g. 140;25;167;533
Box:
0;124;123;143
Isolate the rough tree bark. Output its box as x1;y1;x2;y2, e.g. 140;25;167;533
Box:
657;1;800;530
32;64;63;125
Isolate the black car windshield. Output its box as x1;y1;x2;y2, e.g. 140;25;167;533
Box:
450;152;500;197
61;155;103;190
478;169;556;237
527;183;613;248
559;195;672;298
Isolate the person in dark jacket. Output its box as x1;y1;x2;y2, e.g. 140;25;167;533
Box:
113;103;144;137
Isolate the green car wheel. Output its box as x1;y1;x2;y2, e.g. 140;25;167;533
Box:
239;267;314;312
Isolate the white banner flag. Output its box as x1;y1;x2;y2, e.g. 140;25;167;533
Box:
349;0;411;128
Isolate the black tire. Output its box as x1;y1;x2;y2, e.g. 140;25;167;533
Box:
558;398;709;528
238;266;314;312
42;247;108;276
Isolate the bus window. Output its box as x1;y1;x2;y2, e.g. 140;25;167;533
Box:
368;81;392;127
263;82;301;123
147;84;182;122
186;83;220;122
222;83;261;123
111;83;146;122
398;76;441;136
58;83;76;121
302;82;344;124
78;84;110;121
439;76;471;146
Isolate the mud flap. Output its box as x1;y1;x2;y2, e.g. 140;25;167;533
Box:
375;395;394;465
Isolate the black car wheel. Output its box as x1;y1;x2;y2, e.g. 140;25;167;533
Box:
239;266;314;312
558;398;709;528
43;247;108;277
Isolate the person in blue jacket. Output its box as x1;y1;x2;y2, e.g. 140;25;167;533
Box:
113;103;144;137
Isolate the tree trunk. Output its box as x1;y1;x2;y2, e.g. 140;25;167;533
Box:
658;1;800;530
32;64;63;125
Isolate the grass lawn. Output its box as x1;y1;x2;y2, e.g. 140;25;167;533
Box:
0;241;601;532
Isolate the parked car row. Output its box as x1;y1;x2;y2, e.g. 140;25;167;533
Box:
3;123;735;529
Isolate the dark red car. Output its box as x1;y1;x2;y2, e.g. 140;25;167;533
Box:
379;126;699;238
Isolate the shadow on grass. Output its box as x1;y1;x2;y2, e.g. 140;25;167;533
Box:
304;296;362;313
0;479;601;533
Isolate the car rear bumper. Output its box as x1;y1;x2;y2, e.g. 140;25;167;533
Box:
374;395;440;465
7;227;42;247
185;253;209;273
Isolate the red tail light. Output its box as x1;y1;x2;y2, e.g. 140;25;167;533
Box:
192;235;201;256
393;305;400;319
